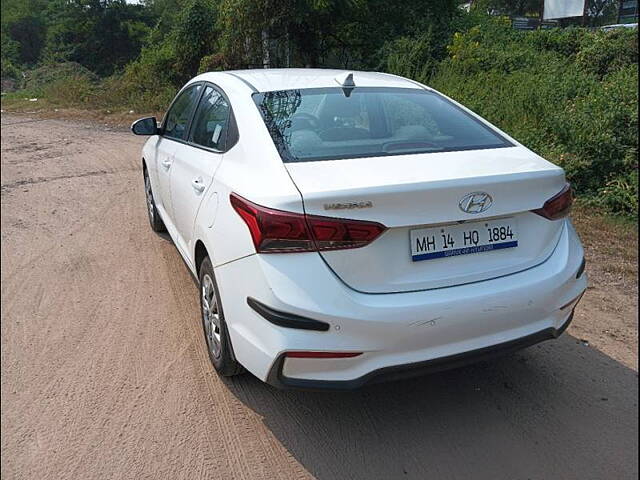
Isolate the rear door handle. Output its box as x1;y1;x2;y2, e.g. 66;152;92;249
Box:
191;177;206;194
161;158;172;170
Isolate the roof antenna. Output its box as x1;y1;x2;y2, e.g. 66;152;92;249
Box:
335;72;355;97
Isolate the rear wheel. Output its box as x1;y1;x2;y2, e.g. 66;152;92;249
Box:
144;168;166;232
199;256;244;376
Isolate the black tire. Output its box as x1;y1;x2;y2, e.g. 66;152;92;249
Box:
198;256;244;376
143;168;166;232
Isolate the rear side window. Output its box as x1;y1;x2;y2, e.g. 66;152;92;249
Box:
163;84;202;140
189;86;231;150
253;87;512;162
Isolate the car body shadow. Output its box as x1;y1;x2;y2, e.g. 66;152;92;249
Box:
224;335;638;480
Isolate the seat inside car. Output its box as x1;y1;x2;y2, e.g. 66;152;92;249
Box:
317;94;371;141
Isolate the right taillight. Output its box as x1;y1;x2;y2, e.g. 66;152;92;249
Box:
532;183;573;220
230;193;386;253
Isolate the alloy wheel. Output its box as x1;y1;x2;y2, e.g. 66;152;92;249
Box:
144;174;155;223
201;274;221;358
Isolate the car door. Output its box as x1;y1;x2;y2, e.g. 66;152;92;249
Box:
154;83;203;233
170;85;233;262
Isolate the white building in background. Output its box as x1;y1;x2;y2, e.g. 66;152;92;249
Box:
543;0;586;20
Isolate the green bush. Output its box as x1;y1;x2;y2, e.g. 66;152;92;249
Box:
553;65;638;193
1;29;22;89
110;43;180;111
525;27;589;57
379;32;440;82
1;58;21;88
102;72;176;113
597;169;638;216
42;73;100;106
431;16;638;216
4;61;102;106
23;61;98;91
576;28;638;77
198;52;229;73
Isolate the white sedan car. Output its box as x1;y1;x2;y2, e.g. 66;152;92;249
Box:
132;69;587;389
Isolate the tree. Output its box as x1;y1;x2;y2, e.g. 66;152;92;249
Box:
1;0;48;66
173;0;218;80
43;0;155;76
215;0;461;70
120;0;218;97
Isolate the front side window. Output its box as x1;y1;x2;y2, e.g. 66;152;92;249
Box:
253;87;512;163
189;86;231;150
163;84;202;140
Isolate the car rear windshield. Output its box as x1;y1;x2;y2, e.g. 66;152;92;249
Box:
253;87;512;163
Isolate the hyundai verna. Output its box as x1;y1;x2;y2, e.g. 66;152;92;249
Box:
131;69;587;389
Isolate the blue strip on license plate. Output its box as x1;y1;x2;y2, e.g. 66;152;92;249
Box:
412;240;518;261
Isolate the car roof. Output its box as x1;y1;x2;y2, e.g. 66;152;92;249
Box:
199;68;424;93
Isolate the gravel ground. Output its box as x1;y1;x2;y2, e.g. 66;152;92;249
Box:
1;113;637;480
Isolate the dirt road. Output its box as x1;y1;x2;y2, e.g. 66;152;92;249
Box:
1;113;638;480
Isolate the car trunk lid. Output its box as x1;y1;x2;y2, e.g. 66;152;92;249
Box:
285;146;567;293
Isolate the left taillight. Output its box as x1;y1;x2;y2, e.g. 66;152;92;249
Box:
532;183;573;220
230;193;386;253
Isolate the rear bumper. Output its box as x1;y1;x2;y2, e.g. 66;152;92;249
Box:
214;219;587;387
266;312;575;390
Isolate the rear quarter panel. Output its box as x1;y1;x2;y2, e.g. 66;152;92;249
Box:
190;73;304;267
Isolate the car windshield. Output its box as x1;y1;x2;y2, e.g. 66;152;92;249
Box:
253;87;512;163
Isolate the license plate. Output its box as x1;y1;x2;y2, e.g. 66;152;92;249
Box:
410;218;518;262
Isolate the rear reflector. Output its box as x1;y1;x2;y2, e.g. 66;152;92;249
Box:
533;183;573;220
285;351;363;359
230;193;386;253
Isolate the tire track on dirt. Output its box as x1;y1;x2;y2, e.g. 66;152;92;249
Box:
160;243;312;480
2;115;310;480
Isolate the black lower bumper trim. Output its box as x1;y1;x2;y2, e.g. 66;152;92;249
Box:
266;312;574;391
247;297;330;331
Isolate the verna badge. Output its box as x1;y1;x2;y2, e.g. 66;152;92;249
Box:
459;192;492;214
324;201;373;210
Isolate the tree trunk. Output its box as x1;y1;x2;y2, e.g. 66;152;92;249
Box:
262;30;270;69
285;28;290;68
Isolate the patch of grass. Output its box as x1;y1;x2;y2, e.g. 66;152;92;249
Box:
1;90;49;111
572;203;638;293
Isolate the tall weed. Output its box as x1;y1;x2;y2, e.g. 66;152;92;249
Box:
428;17;638;215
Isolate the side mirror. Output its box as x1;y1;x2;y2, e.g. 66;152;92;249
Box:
131;117;159;135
